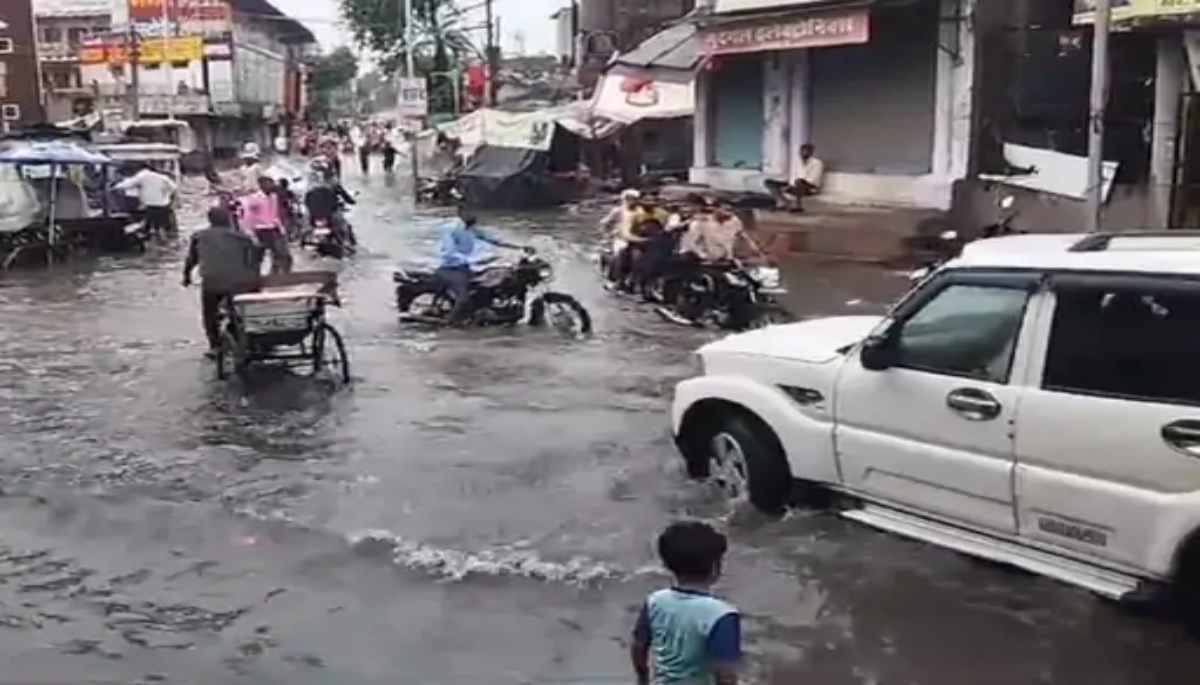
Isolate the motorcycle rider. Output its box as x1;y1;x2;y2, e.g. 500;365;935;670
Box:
438;207;530;325
303;159;357;248
600;189;648;290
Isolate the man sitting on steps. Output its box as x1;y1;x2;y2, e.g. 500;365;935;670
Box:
765;142;825;213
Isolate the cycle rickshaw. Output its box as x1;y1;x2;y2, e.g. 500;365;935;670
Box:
216;271;350;384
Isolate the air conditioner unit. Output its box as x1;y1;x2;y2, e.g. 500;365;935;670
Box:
1;104;20;121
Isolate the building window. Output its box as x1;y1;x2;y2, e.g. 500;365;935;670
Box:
42;27;63;44
67;28;89;46
1;104;19;121
0;39;13;54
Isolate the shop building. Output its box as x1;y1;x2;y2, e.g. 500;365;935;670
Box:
0;0;44;130
691;0;976;211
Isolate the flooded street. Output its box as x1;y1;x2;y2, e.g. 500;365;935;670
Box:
0;169;1195;683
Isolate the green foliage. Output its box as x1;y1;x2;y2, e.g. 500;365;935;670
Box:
338;0;478;76
307;46;360;117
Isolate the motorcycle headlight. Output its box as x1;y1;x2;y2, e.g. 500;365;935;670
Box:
538;265;554;280
752;266;782;290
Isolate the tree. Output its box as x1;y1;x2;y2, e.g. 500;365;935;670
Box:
339;0;478;78
307;46;360;118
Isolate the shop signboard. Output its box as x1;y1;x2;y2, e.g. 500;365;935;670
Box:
78;35;202;64
1074;0;1200;23
702;7;870;55
714;0;832;13
33;0;114;17
125;0;231;36
397;77;429;117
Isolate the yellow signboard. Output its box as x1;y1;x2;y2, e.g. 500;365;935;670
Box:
1075;0;1200;24
138;36;203;63
88;36;203;65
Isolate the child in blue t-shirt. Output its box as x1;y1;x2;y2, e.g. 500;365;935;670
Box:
631;521;741;685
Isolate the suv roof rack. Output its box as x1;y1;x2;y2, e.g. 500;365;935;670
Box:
1068;231;1200;252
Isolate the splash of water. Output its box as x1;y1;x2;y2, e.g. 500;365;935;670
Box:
348;529;649;585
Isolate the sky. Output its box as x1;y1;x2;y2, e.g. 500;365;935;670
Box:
268;0;567;58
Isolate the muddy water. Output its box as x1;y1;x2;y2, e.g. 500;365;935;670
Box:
0;169;1194;683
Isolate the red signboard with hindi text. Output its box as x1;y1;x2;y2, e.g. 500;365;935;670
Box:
702;7;870;55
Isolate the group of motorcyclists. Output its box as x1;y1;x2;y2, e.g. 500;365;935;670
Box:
601;188;774;325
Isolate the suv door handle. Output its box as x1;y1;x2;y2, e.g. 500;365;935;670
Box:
1162;420;1200;457
946;388;1002;421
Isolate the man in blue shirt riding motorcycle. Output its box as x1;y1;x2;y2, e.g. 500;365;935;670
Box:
438;208;530;325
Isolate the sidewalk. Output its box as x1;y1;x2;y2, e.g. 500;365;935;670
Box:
775;255;911;318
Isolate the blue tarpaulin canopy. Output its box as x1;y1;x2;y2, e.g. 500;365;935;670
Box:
0;141;111;166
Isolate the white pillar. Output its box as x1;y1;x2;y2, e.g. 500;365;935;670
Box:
787;49;811;181
762;52;790;177
692;69;711;177
1151;34;1184;228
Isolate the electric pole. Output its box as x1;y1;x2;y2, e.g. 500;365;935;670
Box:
403;0;419;199
486;0;499;106
129;27;141;119
1086;0;1111;233
163;0;175;120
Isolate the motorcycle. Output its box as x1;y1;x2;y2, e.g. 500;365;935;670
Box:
300;211;356;259
908;194;1021;283
417;175;463;206
393;251;592;335
656;261;792;331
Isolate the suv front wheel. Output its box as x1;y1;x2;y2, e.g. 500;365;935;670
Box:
685;412;791;514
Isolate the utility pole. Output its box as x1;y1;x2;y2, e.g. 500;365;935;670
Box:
129;27;141;119
403;0;419;200
1086;0;1111;233
163;0;175;120
485;0;499;106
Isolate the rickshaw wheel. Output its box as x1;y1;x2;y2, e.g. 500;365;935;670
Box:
312;323;350;384
216;330;247;381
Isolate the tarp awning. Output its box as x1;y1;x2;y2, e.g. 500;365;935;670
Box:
437;106;622;158
592;66;695;123
614;23;702;71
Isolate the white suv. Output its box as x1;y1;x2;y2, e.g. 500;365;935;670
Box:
671;232;1200;603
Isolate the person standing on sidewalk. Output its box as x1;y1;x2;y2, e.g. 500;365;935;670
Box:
182;207;260;357
111;162;177;237
631;521;741;685
240;176;293;274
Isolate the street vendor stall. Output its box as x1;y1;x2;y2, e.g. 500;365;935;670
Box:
437;106;621;209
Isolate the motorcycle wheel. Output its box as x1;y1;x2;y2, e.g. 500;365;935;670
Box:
529;293;592;336
397;288;453;319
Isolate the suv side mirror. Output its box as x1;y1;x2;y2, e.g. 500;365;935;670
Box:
860;334;897;371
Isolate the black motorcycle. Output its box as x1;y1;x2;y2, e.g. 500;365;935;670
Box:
393;252;592;335
657;261;792;331
300;212;356;259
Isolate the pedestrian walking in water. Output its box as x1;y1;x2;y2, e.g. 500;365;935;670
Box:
182;207;260;357
241;176;293;275
631;521;741;685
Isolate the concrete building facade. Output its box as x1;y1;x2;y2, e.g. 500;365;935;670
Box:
0;0;45;130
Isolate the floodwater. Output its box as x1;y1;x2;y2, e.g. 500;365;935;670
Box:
0;169;1195;684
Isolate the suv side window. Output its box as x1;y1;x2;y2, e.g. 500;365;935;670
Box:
894;284;1030;383
1044;283;1200;405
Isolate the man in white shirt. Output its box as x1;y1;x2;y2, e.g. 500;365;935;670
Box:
766;143;825;212
112;163;177;236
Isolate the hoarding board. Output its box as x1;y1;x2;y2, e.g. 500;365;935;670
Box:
1074;0;1200;23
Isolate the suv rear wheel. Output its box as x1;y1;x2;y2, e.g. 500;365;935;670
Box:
686;412;791;514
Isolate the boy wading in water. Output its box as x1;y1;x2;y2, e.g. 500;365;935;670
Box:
632;522;741;685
